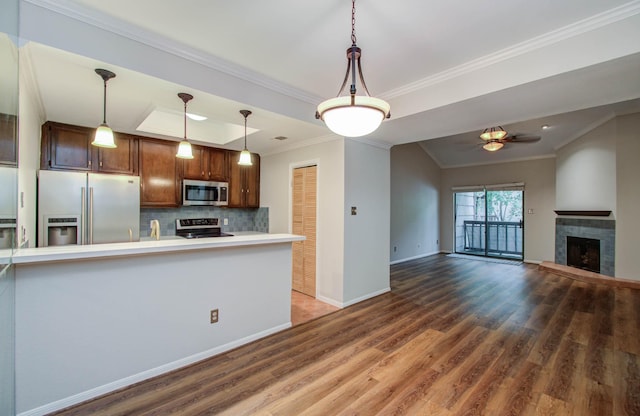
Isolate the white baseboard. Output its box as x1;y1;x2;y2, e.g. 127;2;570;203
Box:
390;251;442;265
342;287;390;308
317;287;390;308
524;259;543;265
18;323;291;416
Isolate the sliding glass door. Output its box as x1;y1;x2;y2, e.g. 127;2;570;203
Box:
454;187;524;260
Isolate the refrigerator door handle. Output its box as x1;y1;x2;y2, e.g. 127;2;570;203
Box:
81;187;86;245
89;187;94;244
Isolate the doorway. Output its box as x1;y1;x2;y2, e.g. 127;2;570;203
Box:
291;165;317;297
454;187;524;260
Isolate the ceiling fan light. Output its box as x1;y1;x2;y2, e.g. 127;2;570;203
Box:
176;139;194;159
480;126;507;141
483;140;504;152
317;95;390;137
238;149;253;166
92;123;117;148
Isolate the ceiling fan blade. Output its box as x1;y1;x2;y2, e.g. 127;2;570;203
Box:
503;134;541;143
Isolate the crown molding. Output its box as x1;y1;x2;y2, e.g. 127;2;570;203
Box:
382;0;640;100
24;0;323;105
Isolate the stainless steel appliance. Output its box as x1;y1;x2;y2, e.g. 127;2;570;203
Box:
0;167;17;249
175;218;233;238
38;170;140;246
0;217;16;250
182;180;228;206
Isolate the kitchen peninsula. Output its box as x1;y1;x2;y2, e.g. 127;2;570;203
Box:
13;233;303;415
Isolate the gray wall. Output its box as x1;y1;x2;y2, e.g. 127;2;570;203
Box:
616;113;640;279
390;143;440;263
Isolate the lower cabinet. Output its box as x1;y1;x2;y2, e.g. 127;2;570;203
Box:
139;139;180;207
228;151;260;208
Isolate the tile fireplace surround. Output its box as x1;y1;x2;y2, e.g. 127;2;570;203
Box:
555;217;615;276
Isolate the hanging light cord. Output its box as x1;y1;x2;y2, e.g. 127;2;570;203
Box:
102;78;108;124
243;114;248;150
183;100;187;139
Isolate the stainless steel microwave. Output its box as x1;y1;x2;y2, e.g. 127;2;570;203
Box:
182;180;228;206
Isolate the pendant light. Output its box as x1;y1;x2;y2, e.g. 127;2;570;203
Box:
480;126;507;141
238;110;253;166
315;0;390;138
176;92;194;159
92;68;117;148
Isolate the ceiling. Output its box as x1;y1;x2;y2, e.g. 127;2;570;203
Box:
19;0;640;166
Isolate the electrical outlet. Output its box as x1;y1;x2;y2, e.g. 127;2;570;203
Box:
223;218;228;225
394;246;397;252
210;309;219;324
351;206;357;215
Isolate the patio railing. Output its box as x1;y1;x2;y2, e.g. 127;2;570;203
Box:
463;220;523;257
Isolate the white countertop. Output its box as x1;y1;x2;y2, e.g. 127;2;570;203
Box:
12;232;304;264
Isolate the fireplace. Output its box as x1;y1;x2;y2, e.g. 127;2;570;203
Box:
566;236;600;273
555;218;615;276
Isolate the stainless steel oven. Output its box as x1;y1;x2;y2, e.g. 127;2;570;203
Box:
182;180;228;206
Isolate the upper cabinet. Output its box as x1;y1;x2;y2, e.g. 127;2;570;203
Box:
0;113;17;166
182;145;228;182
41;121;138;175
228;151;260;208
139;138;180;207
94;132;139;175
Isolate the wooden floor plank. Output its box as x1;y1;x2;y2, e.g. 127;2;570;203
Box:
51;255;640;416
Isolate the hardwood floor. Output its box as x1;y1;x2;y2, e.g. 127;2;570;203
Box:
52;254;640;415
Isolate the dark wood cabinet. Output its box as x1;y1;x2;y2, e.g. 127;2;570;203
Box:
182;145;228;181
0;113;17;166
228;151;260;208
42;122;93;171
139;138;180;207
41;121;138;174
94;132;138;175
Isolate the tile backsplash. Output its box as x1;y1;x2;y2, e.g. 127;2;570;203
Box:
140;206;268;237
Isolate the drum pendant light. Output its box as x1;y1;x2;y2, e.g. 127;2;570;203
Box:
92;68;117;148
238;110;253;166
176;92;194;159
315;0;390;137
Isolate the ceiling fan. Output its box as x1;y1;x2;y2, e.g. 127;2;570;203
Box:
479;126;541;151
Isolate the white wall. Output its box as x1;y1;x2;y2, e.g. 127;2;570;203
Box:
343;140;390;305
556;118;617;213
440;158;556;263
390;143;440;263
615;113;640;280
16;243;292;414
18;52;44;248
261;139;345;305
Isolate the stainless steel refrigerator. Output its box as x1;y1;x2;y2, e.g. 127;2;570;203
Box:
38;170;140;246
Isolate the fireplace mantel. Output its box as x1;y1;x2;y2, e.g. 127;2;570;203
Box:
554;210;612;216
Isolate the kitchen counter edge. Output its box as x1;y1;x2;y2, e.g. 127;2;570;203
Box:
12;233;305;264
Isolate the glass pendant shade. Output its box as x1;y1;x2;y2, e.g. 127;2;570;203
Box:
317;95;390;137
238;149;252;166
176;92;195;159
93;123;116;148
176;139;194;159
483;140;504;152
93;68;117;148
238;109;253;166
480;126;507;141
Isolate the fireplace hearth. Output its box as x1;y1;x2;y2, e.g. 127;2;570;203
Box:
566;236;600;273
